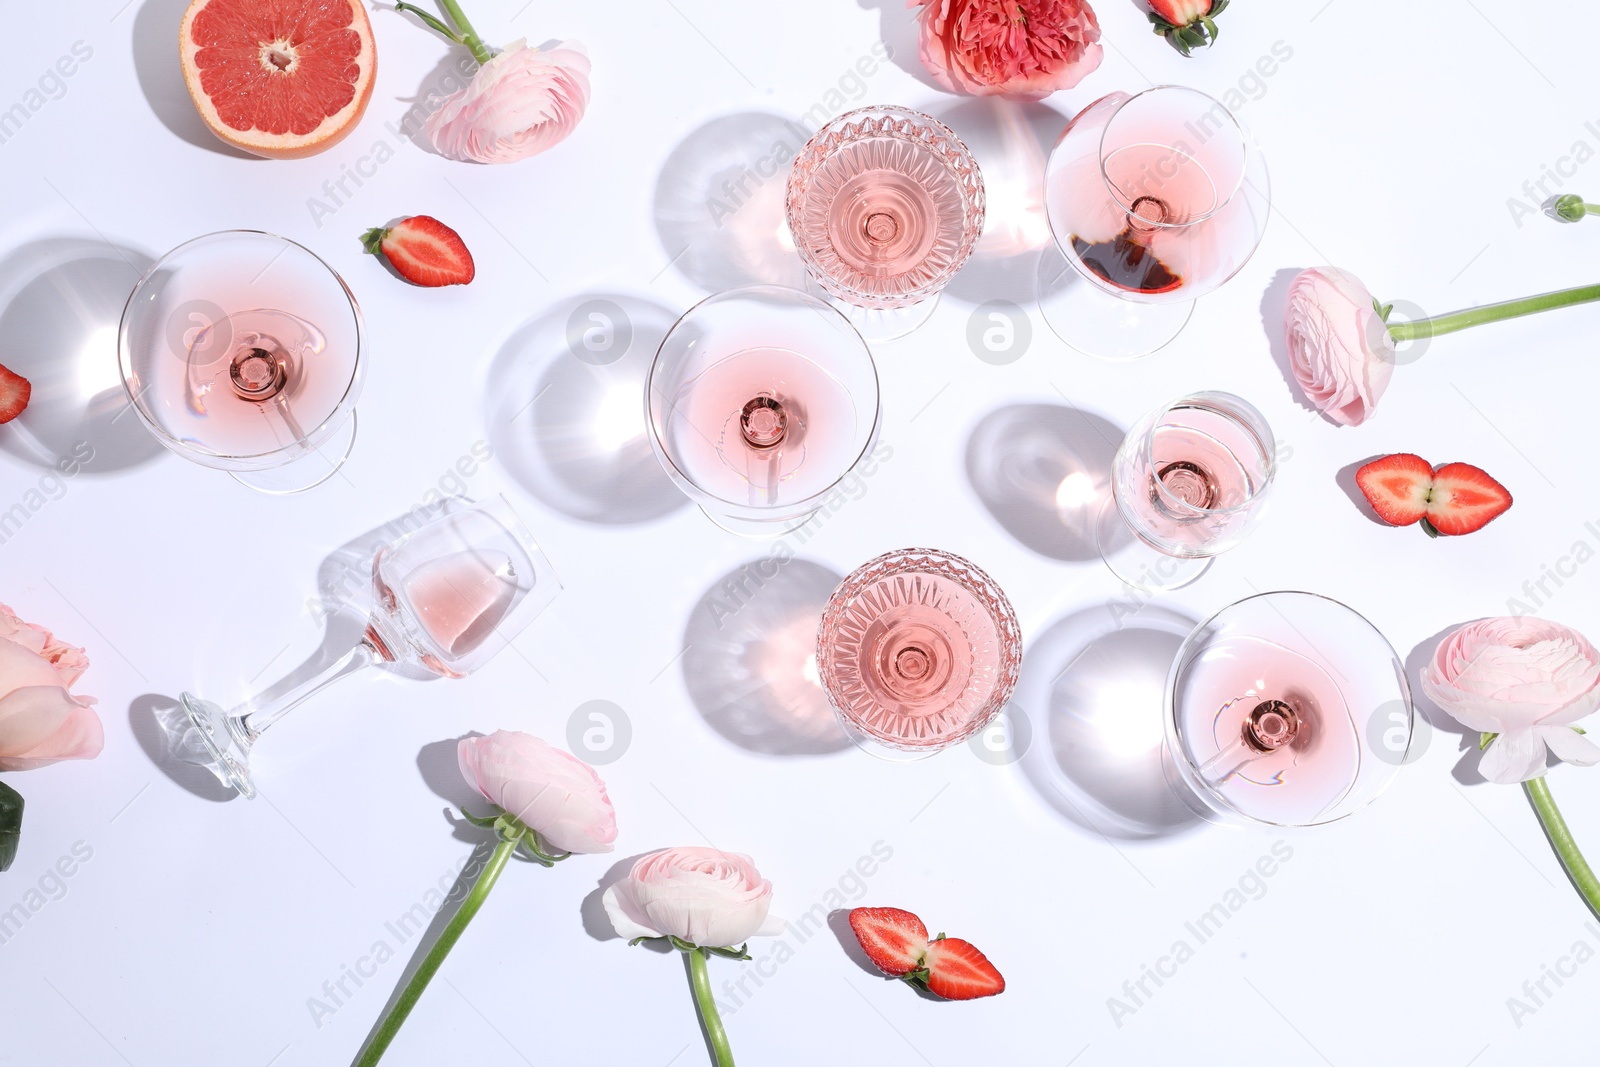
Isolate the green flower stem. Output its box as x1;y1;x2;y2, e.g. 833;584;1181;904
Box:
393;3;463;44
438;0;495;65
1387;283;1600;342
1524;776;1600;922
687;948;735;1067
353;836;515;1067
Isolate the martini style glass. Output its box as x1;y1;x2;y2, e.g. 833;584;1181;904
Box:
1165;591;1413;827
119;230;364;493
1039;86;1270;360
816;548;1022;759
645;285;881;537
176;496;557;798
787;105;986;341
1099;391;1275;591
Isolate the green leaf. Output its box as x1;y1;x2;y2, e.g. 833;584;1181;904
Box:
1420;516;1441;539
0;780;19;873
1202;16;1219;41
359;227;391;255
1479;731;1498;751
1212;0;1229;14
1179;25;1208;47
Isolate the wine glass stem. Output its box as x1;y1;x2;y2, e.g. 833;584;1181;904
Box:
236;638;379;742
1196;734;1260;785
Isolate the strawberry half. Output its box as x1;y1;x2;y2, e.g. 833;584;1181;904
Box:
849;907;927;977
361;216;475;287
0;364;31;424
1148;0;1227;55
847;907;1005;1001
920;938;1006;1001
1354;454;1512;537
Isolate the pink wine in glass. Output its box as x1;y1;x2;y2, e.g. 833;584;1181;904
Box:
817;549;1022;756
787;106;985;312
375;549;518;676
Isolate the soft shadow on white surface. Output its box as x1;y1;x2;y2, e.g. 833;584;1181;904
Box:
132;0;255;158
681;559;851;757
0;238;165;474
1017;602;1206;840
965;402;1126;563
486;294;687;526
653;112;809;292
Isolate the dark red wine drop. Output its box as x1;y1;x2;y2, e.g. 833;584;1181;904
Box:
1071;229;1183;295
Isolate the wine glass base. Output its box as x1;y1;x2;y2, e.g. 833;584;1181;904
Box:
228;412;358;495
1096;498;1211;592
179;692;256;799
696;505;816;540
1036;248;1194;361
803;275;939;343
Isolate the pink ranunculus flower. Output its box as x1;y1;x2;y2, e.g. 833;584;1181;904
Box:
457;730;617;854
0;604;100;771
425;40;591;164
909;0;1103;99
1423;617;1600;784
1284;266;1397;426
603;847;784;948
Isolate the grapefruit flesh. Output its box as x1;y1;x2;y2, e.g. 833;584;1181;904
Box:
180;0;376;159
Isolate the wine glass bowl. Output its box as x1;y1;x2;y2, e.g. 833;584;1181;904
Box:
645;285;881;537
1040;86;1270;358
1165;591;1413;827
118;230;364;494
1100;391;1276;590
787;106;985;338
816;548;1022;758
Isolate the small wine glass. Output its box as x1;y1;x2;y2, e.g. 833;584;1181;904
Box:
645;285;881;538
1165;591;1413;827
1098;391;1276;591
816;548;1022;759
1038;86;1270;360
787;105;986;342
118;230;364;494
176;496;558;798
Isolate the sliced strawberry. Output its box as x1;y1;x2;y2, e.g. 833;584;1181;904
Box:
1355;453;1433;526
0;364;31;424
848;907;928;977
361;216;475;287
1148;0;1226;55
1150;0;1212;22
1425;462;1513;536
919;937;1006;1001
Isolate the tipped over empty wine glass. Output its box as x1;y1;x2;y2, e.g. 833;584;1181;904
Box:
1165;591;1413;827
816;548;1022;759
645;285;881;537
787;105;986;341
1099;390;1276;591
1038;86;1270;360
176;496;558;798
118;230;364;493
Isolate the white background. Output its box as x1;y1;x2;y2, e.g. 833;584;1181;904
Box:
1;1;1597;1064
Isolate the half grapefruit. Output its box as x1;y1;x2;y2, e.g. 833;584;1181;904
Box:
180;0;376;159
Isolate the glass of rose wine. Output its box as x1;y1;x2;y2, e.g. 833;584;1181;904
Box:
1038;86;1270;360
1100;391;1276;591
174;496;557;798
816;548;1022;759
118;230;364;493
787;105;986;342
1165;591;1413;826
645;285;881;537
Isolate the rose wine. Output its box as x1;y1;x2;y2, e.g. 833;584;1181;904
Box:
376;549;517;675
818;550;1021;753
656;346;861;508
1116;398;1272;556
150;306;353;456
788;108;984;308
1172;634;1362;825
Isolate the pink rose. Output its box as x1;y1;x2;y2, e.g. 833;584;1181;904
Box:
425;40;590;164
910;0;1103;99
1284;267;1396;426
1423;617;1600;784
603;847;784;948
457;730;617;854
0;604;100;771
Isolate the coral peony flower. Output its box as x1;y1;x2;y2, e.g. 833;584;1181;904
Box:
0;604;100;771
425;40;590;164
910;0;1103;99
457;730;617;854
1423;617;1600;784
1284;266;1396;427
603;847;784;948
